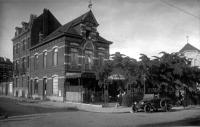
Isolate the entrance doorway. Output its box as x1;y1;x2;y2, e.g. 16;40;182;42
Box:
108;80;124;102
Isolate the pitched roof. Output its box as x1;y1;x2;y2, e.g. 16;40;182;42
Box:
179;43;200;53
43;10;99;42
31;10;111;49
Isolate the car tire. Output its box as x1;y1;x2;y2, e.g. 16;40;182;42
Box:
132;105;138;112
144;105;151;113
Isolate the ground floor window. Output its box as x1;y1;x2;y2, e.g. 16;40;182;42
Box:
34;79;38;94
43;78;47;95
52;76;58;95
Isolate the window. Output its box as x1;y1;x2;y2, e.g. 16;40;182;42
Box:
16;78;18;87
34;79;38;94
16;60;19;74
99;53;105;67
13;46;16;55
16;44;19;54
53;48;58;66
43;51;47;68
52;76;58;95
34;54;39;70
27;37;30;49
71;48;78;65
27;56;29;68
27;76;29;93
22;57;26;73
43;78;47;95
22;77;24;87
22;41;25;51
85;50;93;70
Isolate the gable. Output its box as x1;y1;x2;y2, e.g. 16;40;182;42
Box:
179;43;200;53
82;11;99;27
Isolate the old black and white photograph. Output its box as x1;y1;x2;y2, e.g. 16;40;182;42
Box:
0;0;200;126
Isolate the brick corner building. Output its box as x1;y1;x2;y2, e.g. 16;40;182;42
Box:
12;9;112;102
0;57;13;95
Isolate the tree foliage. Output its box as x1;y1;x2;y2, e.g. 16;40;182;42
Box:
97;51;200;97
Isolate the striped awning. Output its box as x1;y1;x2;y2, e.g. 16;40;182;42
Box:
108;74;125;80
66;73;81;78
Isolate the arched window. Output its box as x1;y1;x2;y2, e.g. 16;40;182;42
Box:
34;79;38;94
43;51;47;68
85;50;93;70
84;41;94;70
53;48;58;66
52;76;58;95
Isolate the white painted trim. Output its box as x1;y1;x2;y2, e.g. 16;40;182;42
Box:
52;74;58;77
43;49;47;52
52;46;58;50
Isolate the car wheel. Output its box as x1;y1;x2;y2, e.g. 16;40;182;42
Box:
144;105;151;113
132;105;138;112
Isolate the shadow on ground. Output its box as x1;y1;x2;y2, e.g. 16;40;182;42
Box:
0;97;78;117
139;115;200;127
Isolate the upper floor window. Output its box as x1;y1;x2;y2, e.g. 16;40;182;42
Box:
13;46;16;55
16;60;19;73
27;37;30;49
34;54;39;70
71;48;78;65
16;44;19;54
22;57;26;72
99;53;104;67
16;78;18;87
85;50;93;70
22;40;26;51
27;56;29;68
53;48;58;66
43;51;47;68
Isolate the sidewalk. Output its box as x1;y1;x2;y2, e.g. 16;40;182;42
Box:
0;95;131;113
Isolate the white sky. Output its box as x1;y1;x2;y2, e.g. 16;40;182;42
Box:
0;0;200;61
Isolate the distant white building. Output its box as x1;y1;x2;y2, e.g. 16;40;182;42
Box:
179;43;200;67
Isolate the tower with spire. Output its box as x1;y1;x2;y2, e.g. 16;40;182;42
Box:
179;37;200;67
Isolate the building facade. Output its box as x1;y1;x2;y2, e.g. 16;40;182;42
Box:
0;57;13;95
12;9;61;98
13;9;112;102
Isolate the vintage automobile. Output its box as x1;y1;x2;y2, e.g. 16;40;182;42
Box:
132;94;172;113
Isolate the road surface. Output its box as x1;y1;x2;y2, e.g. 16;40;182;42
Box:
0;97;200;127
